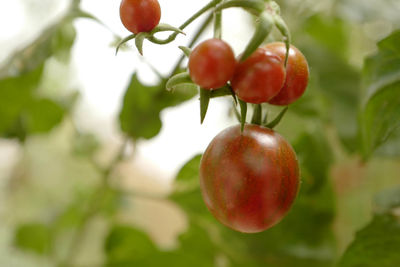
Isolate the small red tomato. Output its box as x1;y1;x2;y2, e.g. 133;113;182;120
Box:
265;42;309;106
231;48;286;104
188;39;236;90
120;0;161;34
199;124;300;233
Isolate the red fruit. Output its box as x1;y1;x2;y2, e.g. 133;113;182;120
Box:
199;124;300;233
231;48;286;104
188;39;236;90
120;0;161;34
265;42;309;106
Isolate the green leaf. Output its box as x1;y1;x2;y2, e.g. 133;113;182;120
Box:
14;223;52;255
360;31;400;158
119;74;197;140
339;214;400;267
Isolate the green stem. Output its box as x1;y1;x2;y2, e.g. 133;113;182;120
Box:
148;0;219;45
58;139;130;267
213;0;223;39
170;14;213;77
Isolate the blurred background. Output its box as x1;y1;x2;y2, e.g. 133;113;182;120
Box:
0;0;400;266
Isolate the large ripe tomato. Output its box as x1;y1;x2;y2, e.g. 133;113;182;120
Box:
119;0;161;34
188;39;236;90
199;124;299;233
231;48;286;104
265;42;309;106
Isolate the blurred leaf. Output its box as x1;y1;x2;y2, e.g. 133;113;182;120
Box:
0;65;43;135
51;21;77;62
72;133;100;157
338;214;400;267
170;154;211;219
119;74;197;140
296;12;362;152
304;15;349;58
105;223;216;266
175;154;202;183
360;30;400;158
294;131;334;193
374;186;400;214
300;43;361;152
105;225;157;264
374;127;400;157
0;14;76;79
14;223;52;255
0;65;64;140
24;98;65;134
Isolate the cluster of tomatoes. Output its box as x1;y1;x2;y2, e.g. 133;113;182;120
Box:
119;0;308;233
191;38;308;233
189;39;309;106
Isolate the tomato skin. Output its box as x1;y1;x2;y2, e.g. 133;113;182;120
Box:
231;48;286;104
265;42;309;106
120;0;161;34
199;124;299;233
189;39;236;90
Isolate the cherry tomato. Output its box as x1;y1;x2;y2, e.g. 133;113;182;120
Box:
120;0;161;34
264;42;309;106
199;124;300;233
231;48;286;104
188;39;236;90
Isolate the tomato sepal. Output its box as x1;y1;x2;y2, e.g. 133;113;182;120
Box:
264;106;288;129
166;72;199;92
178;46;192;58
239;99;248;132
150;23;186;35
200;88;211;124
251;104;262;125
115;34;136;55
135;32;149;55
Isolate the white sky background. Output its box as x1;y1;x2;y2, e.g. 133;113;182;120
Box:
0;0;253;181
